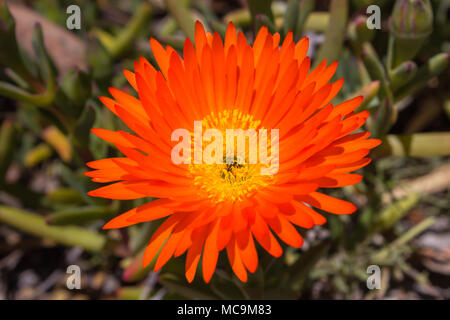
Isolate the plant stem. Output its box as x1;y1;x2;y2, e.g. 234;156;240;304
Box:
0;205;107;252
314;0;348;66
374;133;450;157
109;3;152;58
165;0;196;40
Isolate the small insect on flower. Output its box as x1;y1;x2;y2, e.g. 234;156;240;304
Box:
86;21;381;283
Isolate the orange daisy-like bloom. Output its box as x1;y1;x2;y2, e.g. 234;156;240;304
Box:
86;22;381;283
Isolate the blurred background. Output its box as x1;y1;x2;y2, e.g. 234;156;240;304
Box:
0;0;449;300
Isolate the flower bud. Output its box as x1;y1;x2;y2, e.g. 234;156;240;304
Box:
391;0;433;37
389;60;417;91
390;0;434;67
348;15;375;45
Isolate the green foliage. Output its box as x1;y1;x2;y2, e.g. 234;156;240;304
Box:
0;0;449;300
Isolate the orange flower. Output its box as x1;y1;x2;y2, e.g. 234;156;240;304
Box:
86;22;381;283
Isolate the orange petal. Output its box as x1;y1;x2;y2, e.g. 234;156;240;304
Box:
297;192;357;215
224;22;237;53
253;25;268;63
326;96;364;121
87;181;148;200
293;201;327;225
195;21;208;62
313;173;363;188
294;37;309;64
108;87;148;120
185;227;208;283
103;199;173;229
150;38;170;77
236;229;258;273
143;214;181;267
252;227;282;258
226;235;248;282
123;70;137;90
279;202;315;229
202;221;221;283
266;215;303;247
154;215;196;272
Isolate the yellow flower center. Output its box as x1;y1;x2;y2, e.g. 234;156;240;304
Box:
188;110;274;203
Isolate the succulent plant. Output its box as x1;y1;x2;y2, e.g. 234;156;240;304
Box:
0;0;448;300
